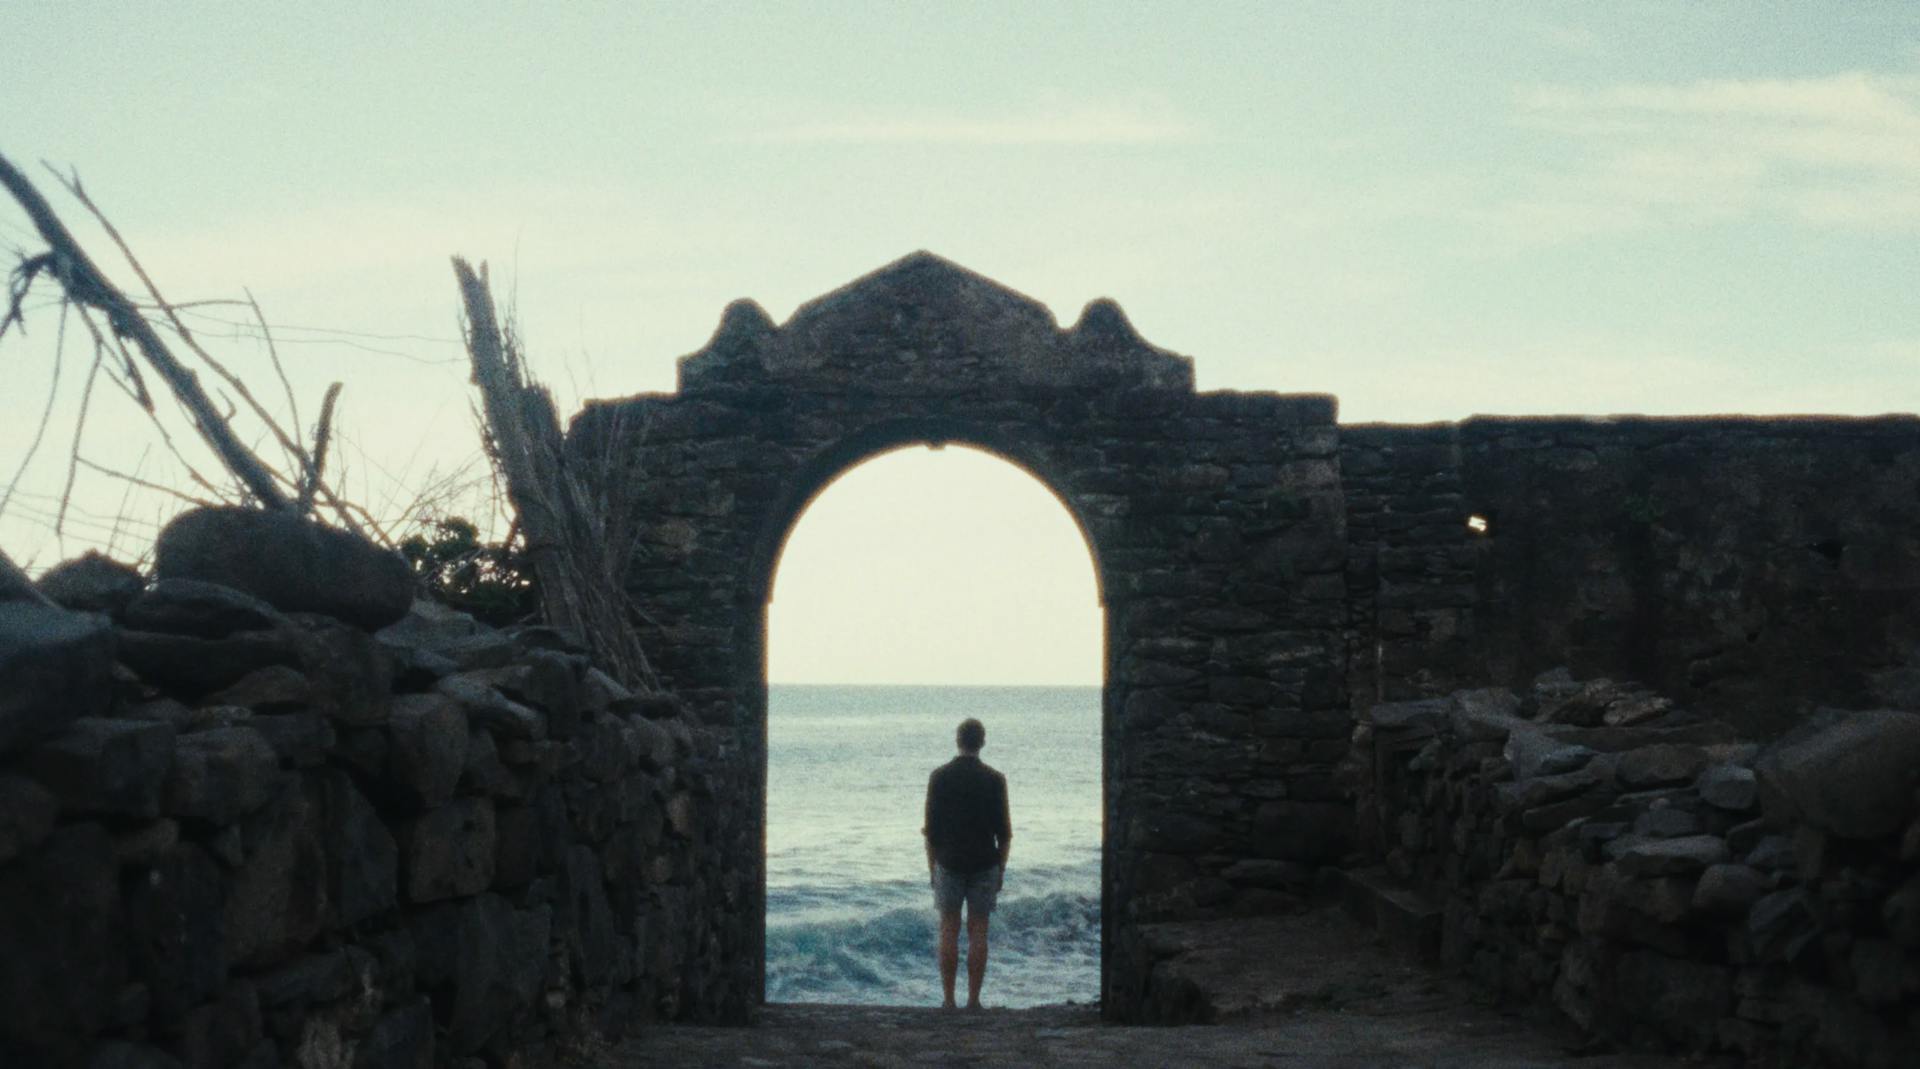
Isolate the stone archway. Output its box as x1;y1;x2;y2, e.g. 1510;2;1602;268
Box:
569;252;1351;1019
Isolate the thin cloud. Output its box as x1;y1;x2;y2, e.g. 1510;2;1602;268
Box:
737;97;1197;146
1513;69;1920;230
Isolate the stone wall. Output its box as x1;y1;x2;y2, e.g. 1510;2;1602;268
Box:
569;252;1355;1018
1345;416;1920;736
0;511;734;1068
1353;674;1920;1068
1341;424;1479;710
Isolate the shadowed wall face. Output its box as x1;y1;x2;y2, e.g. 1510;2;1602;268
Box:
571;253;1352;1019
1345;417;1920;736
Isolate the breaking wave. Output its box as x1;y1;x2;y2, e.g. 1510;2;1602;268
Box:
765;886;1100;1008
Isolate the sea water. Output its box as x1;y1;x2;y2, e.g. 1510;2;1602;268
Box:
766;684;1101;1007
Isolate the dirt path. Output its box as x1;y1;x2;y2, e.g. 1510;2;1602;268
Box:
600;909;1710;1068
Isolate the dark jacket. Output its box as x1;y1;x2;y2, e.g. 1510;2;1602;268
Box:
923;754;1011;874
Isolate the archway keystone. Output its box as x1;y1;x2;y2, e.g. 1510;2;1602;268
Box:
570;252;1350;1019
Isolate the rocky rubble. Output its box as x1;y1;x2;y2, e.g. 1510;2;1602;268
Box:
1354;672;1920;1068
0;509;735;1068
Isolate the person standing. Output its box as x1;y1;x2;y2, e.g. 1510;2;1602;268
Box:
922;717;1013;1010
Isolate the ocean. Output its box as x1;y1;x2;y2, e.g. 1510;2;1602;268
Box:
765;684;1102;1008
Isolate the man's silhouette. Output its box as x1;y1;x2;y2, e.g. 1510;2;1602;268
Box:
922;717;1013;1010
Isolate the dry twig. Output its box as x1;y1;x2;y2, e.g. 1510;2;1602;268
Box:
452;256;659;691
0;153;292;510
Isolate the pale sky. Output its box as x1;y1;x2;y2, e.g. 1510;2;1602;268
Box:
3;3;1917;684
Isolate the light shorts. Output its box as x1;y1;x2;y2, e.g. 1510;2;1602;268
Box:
931;863;1002;917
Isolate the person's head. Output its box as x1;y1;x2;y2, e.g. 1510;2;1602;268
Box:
956;717;986;755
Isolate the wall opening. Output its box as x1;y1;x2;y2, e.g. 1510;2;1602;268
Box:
761;442;1104;1007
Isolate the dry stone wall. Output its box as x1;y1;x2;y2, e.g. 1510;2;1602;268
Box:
0;510;732;1068
1354;674;1920;1067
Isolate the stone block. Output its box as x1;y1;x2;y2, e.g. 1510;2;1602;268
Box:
492;804;539;890
204;665;312;713
292;615;392;725
116;629;300;697
558;845;619;986
35;551;144;614
155;506;414;629
1696;762;1758;811
1632;806;1703;839
165;726;282;823
225;781;329;968
355;999;434;1069
248;712;334;767
113;817;180;867
437;672;545;740
320;771;397;926
403;798;497;902
460;728;521;799
123;579;286;638
28;716;176;818
1883;874;1920;950
1606;834;1728;876
124;843;226;1018
1692;863;1767;914
1756;708;1920;839
0;774;58;864
0;600;115;757
387;693;469;807
253;947;367;1007
1616;744;1709;789
1748;888;1819;963
1505;728;1596;779
0;824;124;1043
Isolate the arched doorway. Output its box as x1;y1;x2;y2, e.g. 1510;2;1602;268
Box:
761;443;1102;1006
571;251;1352;1021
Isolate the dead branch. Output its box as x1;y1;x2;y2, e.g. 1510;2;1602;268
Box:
77;456;222;510
55;346;105;537
245;287;302;462
0;152;292;509
0;301;68;522
452;256;659;691
302;382;343;512
56;165;336;506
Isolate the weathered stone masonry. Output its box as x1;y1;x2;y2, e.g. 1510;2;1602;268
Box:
1;512;735;1067
571;253;1355;1019
568;253;1919;1035
1345;417;1920;737
5;252;1919;1066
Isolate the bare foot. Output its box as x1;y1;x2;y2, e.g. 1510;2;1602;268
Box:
964;1001;985;1012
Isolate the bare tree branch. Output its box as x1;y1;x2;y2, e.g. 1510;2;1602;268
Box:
0;300;68;522
0;151;293;509
301;381;343;513
453;255;659;691
77;455;222;510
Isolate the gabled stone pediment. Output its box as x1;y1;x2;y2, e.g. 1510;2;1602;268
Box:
678;251;1193;394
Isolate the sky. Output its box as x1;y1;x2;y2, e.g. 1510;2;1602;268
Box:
3;2;1917;684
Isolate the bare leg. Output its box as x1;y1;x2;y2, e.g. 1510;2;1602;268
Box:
965;911;991;1009
937;911;961;1008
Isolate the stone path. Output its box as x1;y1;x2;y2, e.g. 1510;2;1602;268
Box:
600;910;1714;1068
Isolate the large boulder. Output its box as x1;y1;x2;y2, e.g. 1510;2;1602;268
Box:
0;600;116;758
34;551;145;614
154;507;414;630
1755;709;1920;839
